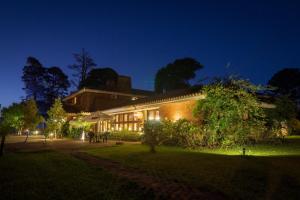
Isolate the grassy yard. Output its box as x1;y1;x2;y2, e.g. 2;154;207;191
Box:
86;136;300;200
0;151;154;200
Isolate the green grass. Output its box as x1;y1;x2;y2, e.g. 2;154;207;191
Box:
86;136;300;200
0;151;154;200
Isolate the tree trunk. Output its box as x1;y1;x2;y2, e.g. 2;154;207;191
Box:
0;135;6;156
24;131;29;143
150;145;156;153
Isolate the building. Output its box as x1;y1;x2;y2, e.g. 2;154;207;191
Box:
63;76;275;134
63;74;206;133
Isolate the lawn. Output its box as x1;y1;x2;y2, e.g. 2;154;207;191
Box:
0;151;154;200
86;136;300;200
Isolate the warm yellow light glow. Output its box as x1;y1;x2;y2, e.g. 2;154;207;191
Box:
81;131;85;141
148;116;154;120
155;116;160;121
173;113;182;121
134;112;143;118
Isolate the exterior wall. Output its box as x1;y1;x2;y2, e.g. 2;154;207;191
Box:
159;99;197;121
95;100;198;133
64;92;134;112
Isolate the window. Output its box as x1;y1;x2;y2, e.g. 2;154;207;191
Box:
124;114;128;122
128;113;134;121
119;114;124;122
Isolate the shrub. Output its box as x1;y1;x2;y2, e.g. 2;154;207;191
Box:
68;128;83;139
161;119;203;148
143;121;168;153
109;130;141;142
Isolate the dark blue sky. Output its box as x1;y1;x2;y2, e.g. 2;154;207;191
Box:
1;0;300;107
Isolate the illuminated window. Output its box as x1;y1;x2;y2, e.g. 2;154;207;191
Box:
128;123;133;131
134;123;137;131
128;113;134;121
119;114;124;122
124;123;128;130
124;114;128;122
115;115;119;122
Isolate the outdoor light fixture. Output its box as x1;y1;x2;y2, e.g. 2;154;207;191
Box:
81;131;85;141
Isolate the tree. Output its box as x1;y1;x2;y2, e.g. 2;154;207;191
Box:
155;58;203;93
0;104;19;156
268;68;300;102
0;103;25;135
193;78;266;147
22;57;70;114
79;68;119;90
46;99;66;139
22;57;45;101
265;96;297;138
44;67;70;109
23;99;43;143
69;48;96;89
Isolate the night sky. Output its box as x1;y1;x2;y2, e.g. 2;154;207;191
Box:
0;0;300;107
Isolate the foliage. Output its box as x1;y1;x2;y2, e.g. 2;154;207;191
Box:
46;99;66;138
22;57;45;103
79;68;119;90
170;119;203;148
69;113;93;131
69;48;96;89
68;127;83;139
23;99;43;131
109;130;141;142
0;103;25;134
155;58;203;93
290;118;300;135
43;67;70;110
143;121;170;153
268;68;300;102
22;57;70;114
193;78;266;147
265;96;298;137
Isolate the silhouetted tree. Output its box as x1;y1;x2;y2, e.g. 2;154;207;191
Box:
44;67;70;110
155;58;203;93
22;57;70;114
69;48;96;89
79;68;119;90
22;57;46;101
268;68;300;102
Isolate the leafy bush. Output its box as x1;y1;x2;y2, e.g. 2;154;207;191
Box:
109;130;142;142
193;78;266;147
143;119;203;152
68;128;83;139
143;121;168;153
161;119;203;148
290;118;300;135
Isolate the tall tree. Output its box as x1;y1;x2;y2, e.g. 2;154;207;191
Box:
44;67;70;109
22;57;45;101
46;99;66;139
79;68;119;90
23;99;43;143
22;57;70;114
69;48;96;89
268;68;300;102
155;58;203;93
